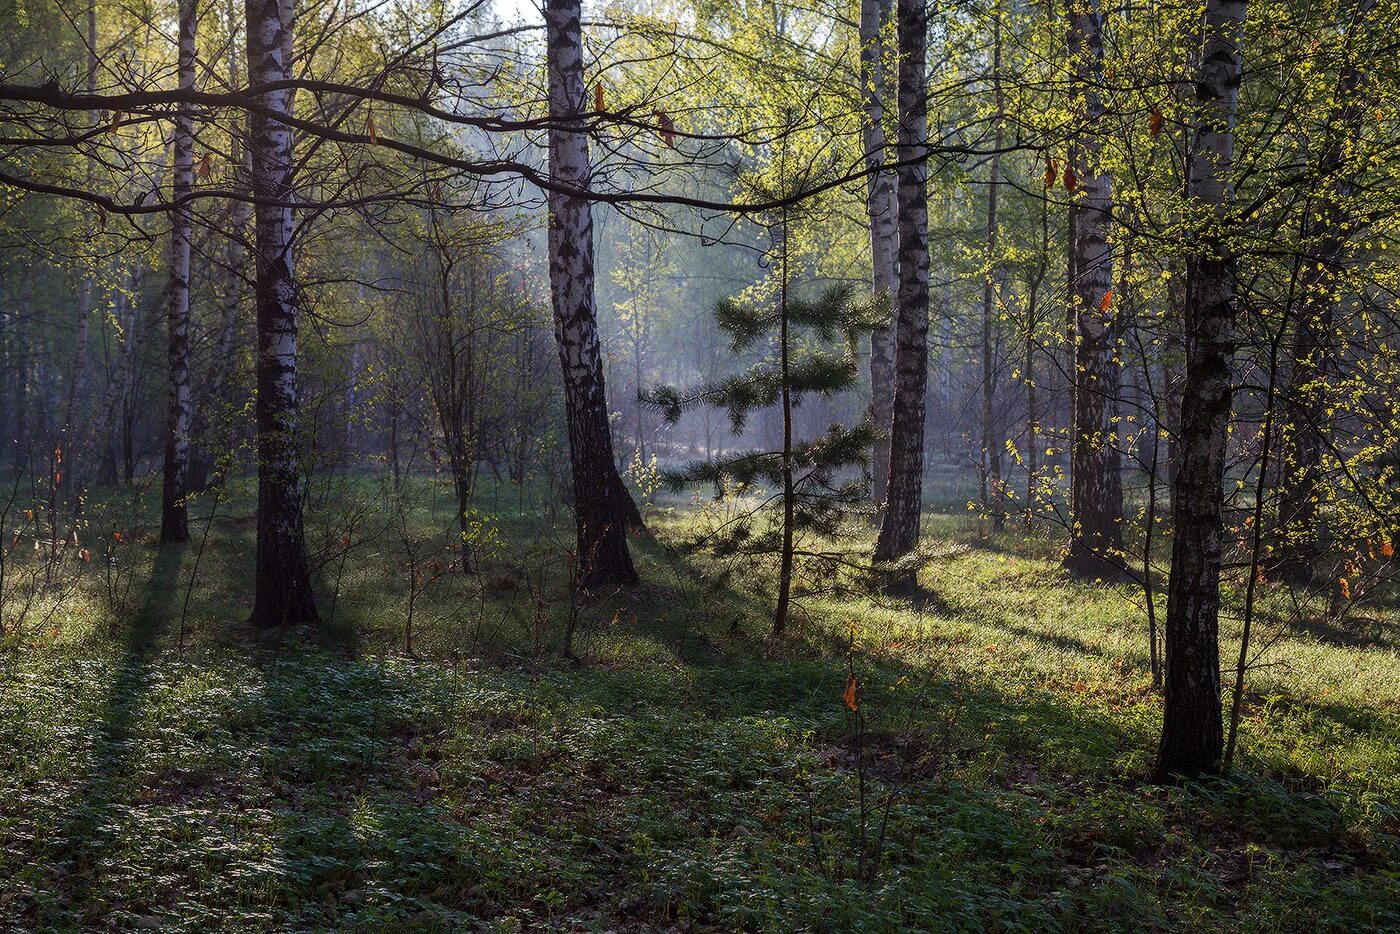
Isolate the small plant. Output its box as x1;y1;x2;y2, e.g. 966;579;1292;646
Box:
388;482;456;656
798;636;971;886
808;652;902;884
458;506;504;575
88;477;153;625
643;279;880;633
625;449;663;509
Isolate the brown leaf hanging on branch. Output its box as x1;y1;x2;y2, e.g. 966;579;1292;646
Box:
1149;109;1164;138
366;113;378;145
654;110;676;148
594;83;605;112
1063;166;1078;193
1043;157;1057;189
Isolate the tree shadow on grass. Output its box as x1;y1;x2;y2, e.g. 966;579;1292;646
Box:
42;544;183;925
232;646;539;928
1286;611;1400;652
613;531;969;669
976;612;1151;672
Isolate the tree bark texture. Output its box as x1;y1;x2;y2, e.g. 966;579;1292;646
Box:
546;0;639;589
874;0;930;569
160;0;196;544
247;0;317;626
1155;0;1246;781
1063;0;1126;577
860;0;898;505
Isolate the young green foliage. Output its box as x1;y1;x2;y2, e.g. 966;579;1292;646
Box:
643;280;882;627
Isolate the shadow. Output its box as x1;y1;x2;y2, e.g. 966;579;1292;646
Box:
12;495;1390;929
865;579;956;620
42;544;184;924
982;613;1150;672
605;534;789;667
232;644;518;927
1289;612;1400;652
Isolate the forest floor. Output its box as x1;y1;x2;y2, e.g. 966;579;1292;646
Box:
0;475;1397;931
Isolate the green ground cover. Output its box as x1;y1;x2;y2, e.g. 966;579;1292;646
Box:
0;478;1395;931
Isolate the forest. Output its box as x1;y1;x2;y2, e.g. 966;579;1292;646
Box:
0;0;1398;927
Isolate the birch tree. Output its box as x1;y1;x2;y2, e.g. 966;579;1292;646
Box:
873;0;930;576
247;0;317;626
159;0;196;543
860;0;897;505
546;0;640;589
1154;0;1247;781
1062;0;1125;578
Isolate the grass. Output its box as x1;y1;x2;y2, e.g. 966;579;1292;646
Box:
0;471;1396;931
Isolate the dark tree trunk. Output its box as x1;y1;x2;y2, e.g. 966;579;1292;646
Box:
63;0;100;495
860;0;898;505
981;15;1004;531
546;0;639;589
1154;0;1246;782
96;264;144;487
191;0;252;492
873;0;929;572
9;299;27;472
1274;0;1372;582
1024;189;1050;529
247;0;317;627
1161;260;1187;486
1063;0;1126;578
160;0;196;544
773;223;795;633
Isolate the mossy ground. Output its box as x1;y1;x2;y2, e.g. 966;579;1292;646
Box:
0;474;1396;931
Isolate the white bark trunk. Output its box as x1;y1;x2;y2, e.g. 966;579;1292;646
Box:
161;0;196;543
546;0;639;587
860;0;898;504
247;0;317;624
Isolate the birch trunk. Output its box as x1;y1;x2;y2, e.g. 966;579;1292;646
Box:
1154;0;1247;781
1063;0;1126;578
873;0;929;570
546;0;639;589
160;0;196;543
247;0;317;626
860;0;898;504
